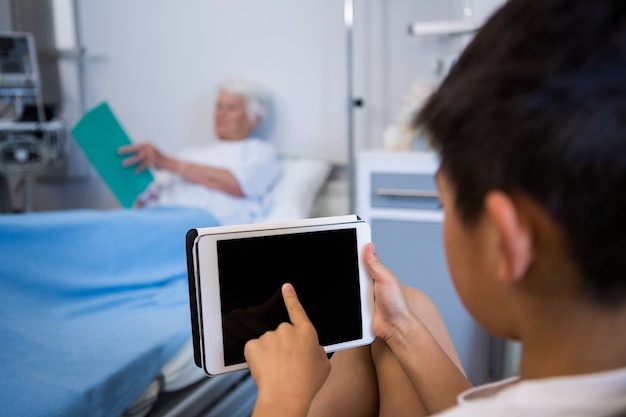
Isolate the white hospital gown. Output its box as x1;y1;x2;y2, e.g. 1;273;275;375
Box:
147;138;282;225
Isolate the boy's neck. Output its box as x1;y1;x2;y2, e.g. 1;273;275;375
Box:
518;299;626;379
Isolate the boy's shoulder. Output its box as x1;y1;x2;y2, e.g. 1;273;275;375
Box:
436;368;626;417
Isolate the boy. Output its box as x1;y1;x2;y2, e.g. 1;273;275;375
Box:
244;0;626;416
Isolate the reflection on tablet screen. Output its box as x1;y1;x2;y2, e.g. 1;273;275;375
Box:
217;228;363;366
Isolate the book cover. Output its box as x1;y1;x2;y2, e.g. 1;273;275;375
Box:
71;102;153;208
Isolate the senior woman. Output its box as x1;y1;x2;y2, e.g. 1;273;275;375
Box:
118;79;282;225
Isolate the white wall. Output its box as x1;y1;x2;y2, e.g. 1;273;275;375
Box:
353;0;505;150
0;0;11;30
78;0;347;162
28;0;349;211
22;0;504;212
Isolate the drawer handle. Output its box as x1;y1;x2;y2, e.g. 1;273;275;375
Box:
375;188;439;198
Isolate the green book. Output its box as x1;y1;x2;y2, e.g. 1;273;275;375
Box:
71;102;154;208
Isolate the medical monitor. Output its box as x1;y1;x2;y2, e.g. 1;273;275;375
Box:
0;32;40;89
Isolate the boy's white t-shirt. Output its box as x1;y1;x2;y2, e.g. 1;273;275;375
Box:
437;367;626;417
148;138;282;225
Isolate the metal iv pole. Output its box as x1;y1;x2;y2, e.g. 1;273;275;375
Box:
345;0;356;214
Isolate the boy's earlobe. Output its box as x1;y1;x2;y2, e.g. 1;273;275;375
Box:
485;191;533;284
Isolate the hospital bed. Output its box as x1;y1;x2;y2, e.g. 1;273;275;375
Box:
0;156;331;417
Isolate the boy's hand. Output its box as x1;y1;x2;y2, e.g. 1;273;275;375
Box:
363;243;415;347
245;283;331;417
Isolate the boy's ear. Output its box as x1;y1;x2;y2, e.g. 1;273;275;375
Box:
485;191;533;284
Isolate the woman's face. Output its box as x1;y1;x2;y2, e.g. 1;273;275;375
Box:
214;91;257;141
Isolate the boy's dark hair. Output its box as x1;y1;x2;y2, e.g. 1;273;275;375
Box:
416;0;626;305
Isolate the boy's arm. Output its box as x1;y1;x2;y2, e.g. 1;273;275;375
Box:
364;243;474;414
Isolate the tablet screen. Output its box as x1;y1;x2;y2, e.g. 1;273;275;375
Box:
216;228;363;366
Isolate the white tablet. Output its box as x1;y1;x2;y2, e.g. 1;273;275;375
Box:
186;215;375;376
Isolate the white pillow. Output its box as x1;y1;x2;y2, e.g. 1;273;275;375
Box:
264;156;332;222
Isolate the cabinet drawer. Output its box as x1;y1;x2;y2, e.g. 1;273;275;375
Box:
371;173;439;210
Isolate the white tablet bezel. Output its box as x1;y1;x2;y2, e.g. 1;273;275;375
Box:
191;216;375;376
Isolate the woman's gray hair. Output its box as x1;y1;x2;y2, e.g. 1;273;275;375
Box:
218;79;269;123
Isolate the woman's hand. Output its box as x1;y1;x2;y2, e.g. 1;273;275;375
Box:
118;142;168;173
245;283;331;417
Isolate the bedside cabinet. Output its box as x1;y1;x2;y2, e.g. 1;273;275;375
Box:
357;150;498;385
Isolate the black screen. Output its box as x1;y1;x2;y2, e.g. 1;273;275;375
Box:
0;37;31;74
217;228;363;366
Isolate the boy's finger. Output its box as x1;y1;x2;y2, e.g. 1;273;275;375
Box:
282;283;311;326
363;243;394;283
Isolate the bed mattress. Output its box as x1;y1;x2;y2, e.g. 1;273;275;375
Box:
0;207;220;417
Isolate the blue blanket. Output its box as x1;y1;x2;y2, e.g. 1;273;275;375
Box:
0;207;219;417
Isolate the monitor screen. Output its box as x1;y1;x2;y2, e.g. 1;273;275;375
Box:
0;33;37;87
216;228;363;366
